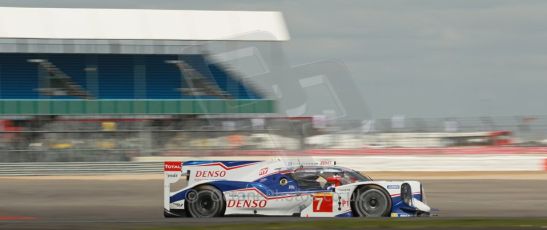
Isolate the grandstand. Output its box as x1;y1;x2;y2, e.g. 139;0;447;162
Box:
0;7;287;115
0;53;261;100
0;7;290;161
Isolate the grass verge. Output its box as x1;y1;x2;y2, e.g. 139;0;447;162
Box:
148;218;547;230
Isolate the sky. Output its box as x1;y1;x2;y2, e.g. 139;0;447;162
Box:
0;0;546;119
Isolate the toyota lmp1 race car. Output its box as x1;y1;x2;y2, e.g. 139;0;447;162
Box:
164;159;431;218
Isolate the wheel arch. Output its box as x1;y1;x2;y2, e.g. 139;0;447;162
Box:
184;183;227;217
349;183;392;217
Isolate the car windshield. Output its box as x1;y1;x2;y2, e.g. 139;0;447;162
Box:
290;166;371;190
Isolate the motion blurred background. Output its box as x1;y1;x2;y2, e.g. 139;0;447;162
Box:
0;1;544;172
0;2;546;228
1;114;546;162
0;1;546;165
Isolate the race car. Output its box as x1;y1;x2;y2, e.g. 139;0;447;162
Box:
164;159;431;218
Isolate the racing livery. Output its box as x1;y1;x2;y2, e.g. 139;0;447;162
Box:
164;159;431;218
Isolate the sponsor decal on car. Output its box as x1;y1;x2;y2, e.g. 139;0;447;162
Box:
312;193;333;212
320;160;334;166
391;213;412;217
195;170;226;178
227;199;267;208
336;187;351;192
166;173;178;178
259;167;269;176
387;185;400;189
171;201;184;208
164;161;182;172
340;199;350;208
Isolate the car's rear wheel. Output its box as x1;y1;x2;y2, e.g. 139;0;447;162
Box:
186;185;225;218
352;185;391;217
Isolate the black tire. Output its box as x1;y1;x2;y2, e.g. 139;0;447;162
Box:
352;185;391;217
186;185;225;218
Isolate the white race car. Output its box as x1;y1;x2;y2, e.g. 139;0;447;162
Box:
164;159;431;218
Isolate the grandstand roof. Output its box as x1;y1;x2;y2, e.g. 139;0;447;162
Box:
0;7;289;41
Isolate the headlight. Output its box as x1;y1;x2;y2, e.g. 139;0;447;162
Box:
401;183;413;205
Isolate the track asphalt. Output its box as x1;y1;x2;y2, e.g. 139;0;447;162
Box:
1;173;546;229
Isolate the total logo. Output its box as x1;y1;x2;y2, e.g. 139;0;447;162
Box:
195;170;226;178
227;200;267;208
164;162;182;172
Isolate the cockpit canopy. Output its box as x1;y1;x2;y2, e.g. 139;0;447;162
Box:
288;166;371;190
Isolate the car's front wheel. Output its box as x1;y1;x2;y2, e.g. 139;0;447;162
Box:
352;185;391;217
186;185;225;218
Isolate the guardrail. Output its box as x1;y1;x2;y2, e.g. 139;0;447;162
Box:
0;162;163;176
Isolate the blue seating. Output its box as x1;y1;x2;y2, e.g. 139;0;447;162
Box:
0;53;262;99
0;54;40;99
208;63;261;99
